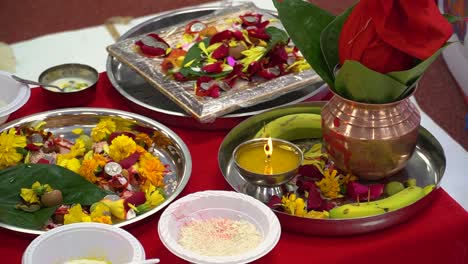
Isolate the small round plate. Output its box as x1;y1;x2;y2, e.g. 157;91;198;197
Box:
218;102;446;236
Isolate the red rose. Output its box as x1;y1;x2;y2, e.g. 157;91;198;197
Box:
338;0;453;73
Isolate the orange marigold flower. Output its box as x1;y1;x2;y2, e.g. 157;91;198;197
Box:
138;152;165;188
135;133;153;148
79;159;98;183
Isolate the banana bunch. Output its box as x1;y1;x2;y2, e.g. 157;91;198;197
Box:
253;113;322;141
329;186;427;219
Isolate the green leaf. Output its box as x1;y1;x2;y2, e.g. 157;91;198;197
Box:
180;38;211;77
387;47;445;85
274;0;335;86
0;164;111;230
320;5;354;83
444;14;463;23
335;61;408;103
265;26;289;51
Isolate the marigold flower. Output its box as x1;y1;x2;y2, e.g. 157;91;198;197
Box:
138;152;165;188
56;157;81;173
90;202;112;224
316;169;342;198
64;204;92;224
281;193;306;216
91;118;117;142
109;135;137;162
79;159;99;183
0;128;27;169
135;133;153;148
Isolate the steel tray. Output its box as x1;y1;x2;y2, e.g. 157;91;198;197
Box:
106;5;328;130
218;102;446;236
0;108;192;235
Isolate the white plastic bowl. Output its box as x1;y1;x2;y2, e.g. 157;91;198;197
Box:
158;190;281;264
0;71;30;124
22;223;146;264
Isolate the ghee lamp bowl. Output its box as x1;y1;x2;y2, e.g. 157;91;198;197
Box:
233;138;303;187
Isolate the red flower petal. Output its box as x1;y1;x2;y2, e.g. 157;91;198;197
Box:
209;30;233;44
258;66;282;79
268;45;288;67
119;152;141;169
135;33;170;57
37;158;50;164
298;165;323;180
267;195;282;209
202;61;224;74
247;27;271;40
25;143;41;151
173;72;188;82
184;20;207;34
211;44;229;59
125;191;146;206
240;13;264;27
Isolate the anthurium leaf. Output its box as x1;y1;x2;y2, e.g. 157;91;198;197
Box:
274;0;335;86
265;26;289;51
0;164;111;230
320;5;354;82
335;60;407;103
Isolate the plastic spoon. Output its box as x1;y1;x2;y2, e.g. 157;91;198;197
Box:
11;75;63;90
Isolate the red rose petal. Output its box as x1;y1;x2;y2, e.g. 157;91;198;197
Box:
211;44;229;59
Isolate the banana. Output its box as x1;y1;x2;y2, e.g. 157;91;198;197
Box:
329;186;426;219
253;113;322;141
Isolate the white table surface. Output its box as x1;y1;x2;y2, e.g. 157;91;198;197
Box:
8;0;468;210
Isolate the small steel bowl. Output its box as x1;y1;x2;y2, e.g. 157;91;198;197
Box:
38;63;98;107
233;138;303;187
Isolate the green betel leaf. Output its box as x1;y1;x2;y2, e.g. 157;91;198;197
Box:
180;38;211;77
335;61;408;103
0;164;111;230
387;47;445;86
320;5;354;83
274;0;335;86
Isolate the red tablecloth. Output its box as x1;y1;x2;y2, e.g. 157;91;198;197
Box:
2;73;468;264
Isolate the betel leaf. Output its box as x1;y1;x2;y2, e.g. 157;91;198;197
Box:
335;61;407;103
274;0;335;86
0;164;111;230
180;38;211;77
265;26;289;52
320;5;354;84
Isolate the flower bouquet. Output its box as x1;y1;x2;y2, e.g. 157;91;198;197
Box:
274;0;454;103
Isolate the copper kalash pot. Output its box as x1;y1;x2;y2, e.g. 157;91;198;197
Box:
321;93;421;180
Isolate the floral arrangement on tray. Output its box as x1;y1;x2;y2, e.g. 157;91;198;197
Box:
106;3;323;123
0;118;172;230
274;0;456;104
134;12;311;98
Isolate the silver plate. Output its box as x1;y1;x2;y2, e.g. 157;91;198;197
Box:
106;5;327;130
0;108;192;235
218;102;446;236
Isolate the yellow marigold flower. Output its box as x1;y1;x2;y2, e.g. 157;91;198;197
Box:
0;128;27;169
57;157;81;173
31;181;52;195
138;152;165;188
144;183;165;206
91;118;116;142
135;133;153;148
90;203;112;224
109;135;137;162
281;193;306;216
79;159;98;183
316;169;342;199
20;188;40;204
64;204;91;224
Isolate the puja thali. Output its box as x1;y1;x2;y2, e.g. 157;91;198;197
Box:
218;102;446;236
106;4;327;130
0;108;191;235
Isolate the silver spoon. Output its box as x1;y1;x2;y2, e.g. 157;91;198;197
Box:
11;75;63;90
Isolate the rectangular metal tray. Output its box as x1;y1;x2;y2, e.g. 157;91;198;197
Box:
106;3;322;123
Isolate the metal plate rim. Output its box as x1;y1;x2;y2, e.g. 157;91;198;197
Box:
0;107;192;235
218;102;446;236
